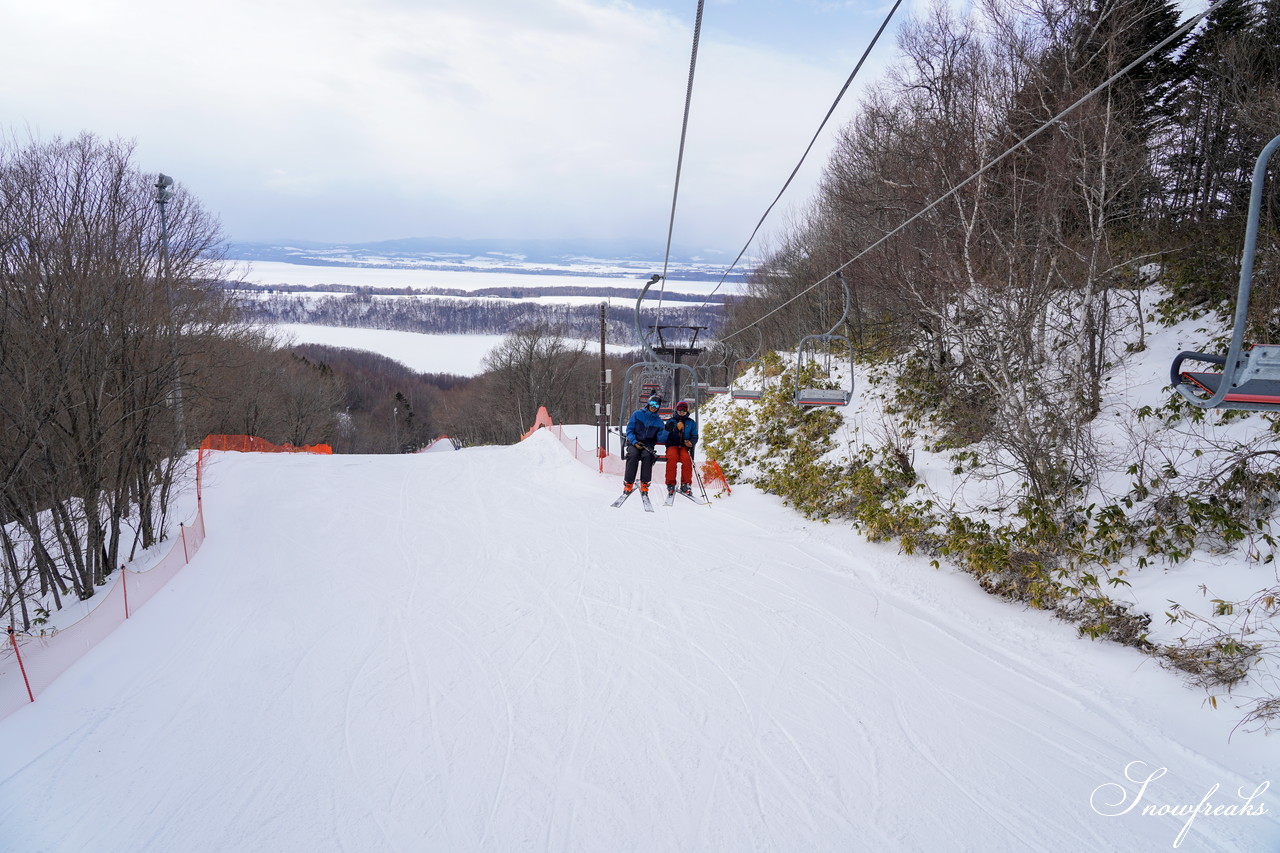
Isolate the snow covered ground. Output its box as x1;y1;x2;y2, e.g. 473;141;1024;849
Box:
1;432;1276;851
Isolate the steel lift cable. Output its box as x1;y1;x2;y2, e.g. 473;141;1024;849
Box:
697;0;907;310
717;0;1227;348
654;0;706;326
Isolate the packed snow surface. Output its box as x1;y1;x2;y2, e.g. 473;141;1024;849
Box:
1;432;1276;851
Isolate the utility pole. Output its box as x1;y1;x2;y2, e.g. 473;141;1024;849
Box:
598;302;609;458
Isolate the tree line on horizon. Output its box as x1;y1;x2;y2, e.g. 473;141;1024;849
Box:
238;288;722;344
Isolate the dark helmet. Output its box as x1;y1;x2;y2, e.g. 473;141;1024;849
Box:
646;397;661;409
675;400;689;412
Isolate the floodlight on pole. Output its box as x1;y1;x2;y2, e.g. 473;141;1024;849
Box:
155;173;186;450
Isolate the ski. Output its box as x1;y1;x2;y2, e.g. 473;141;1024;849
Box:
679;490;707;505
611;491;634;508
641;492;654;512
664;489;676;507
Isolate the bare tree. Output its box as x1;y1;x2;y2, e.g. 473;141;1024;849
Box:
0;133;231;626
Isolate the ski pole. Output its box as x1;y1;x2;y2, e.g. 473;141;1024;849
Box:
691;449;710;504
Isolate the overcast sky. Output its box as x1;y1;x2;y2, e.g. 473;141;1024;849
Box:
1;0;912;254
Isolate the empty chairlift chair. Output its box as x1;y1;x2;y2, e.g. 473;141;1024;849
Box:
696;342;731;396
1171;133;1280;412
729;328;766;401
794;341;854;406
794;272;855;407
730;358;765;401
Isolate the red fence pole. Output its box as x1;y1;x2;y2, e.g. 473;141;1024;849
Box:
7;627;34;703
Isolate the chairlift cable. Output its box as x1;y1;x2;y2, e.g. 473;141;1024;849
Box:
697;0;906;310
717;0;1226;347
656;0;706;326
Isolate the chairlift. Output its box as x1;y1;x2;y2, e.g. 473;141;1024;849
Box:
694;340;731;396
614;275;705;455
794;271;855;407
730;327;766;401
1171;134;1280;412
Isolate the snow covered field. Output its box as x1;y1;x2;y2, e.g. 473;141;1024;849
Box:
263;325;635;376
244;261;694;374
1;433;1276;851
264;326;510;376
236;260;731;298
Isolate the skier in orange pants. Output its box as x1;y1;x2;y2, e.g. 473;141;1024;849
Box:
663;400;698;497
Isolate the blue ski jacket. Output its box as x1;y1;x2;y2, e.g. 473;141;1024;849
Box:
626;408;669;449
664;413;698;448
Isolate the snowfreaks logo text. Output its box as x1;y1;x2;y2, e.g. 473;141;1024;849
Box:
1090;761;1270;848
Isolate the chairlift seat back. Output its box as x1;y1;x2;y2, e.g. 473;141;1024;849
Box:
732;388;764;401
1236;345;1280;383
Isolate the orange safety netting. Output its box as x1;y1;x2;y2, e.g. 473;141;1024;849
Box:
702;459;732;496
418;435;459;453
521;408;624;475
199;435;333;454
1;433;325;721
520;407;556;441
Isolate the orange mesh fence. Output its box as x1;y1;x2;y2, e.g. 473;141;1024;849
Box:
418;435;459;453
520;406;556;440
199;435;333;454
1;433;319;720
0;510;206;720
702;460;732;496
546;425;627;476
520;407;627;476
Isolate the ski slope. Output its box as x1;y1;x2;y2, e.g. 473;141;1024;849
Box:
1;432;1276;851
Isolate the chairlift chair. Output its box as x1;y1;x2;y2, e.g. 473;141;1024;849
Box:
794;271;856;407
729;327;766;400
695;341;731;395
730;358;766;401
1171;134;1280;412
616;275;705;454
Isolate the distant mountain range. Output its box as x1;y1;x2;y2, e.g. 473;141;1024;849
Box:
225;238;755;282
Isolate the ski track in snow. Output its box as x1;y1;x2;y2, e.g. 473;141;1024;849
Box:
1;432;1278;851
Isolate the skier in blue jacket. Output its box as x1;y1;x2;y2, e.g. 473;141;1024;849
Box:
623;396;669;496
